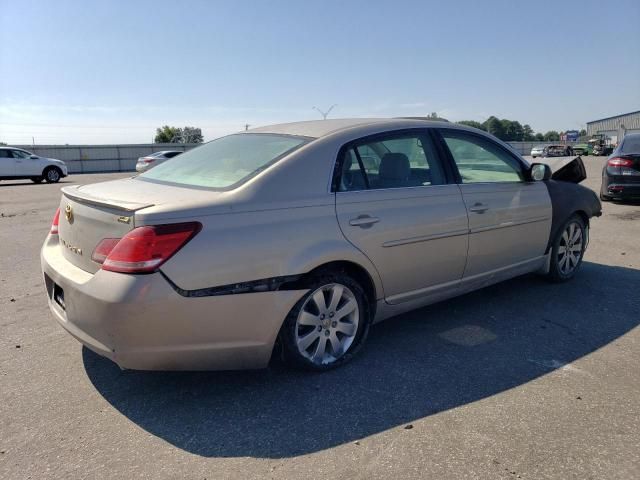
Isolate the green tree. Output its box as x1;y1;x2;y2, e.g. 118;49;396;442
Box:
154;125;182;143
534;133;545;141
522;124;535;141
457;120;486;131
501;120;524;141
483;116;505;140
181;126;204;143
154;126;204;144
543;131;560;141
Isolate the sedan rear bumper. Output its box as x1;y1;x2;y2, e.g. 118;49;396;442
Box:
41;235;305;370
605;183;640;198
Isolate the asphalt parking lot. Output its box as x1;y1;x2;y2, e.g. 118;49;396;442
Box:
1;160;639;479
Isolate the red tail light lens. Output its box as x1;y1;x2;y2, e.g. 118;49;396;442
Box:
91;238;121;264
608;157;634;167
50;208;60;235
93;222;201;273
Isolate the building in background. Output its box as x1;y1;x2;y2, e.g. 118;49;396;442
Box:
586;110;640;145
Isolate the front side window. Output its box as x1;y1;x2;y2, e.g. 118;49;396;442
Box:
139;133;309;189
337;132;446;191
440;130;524;183
11;150;31;159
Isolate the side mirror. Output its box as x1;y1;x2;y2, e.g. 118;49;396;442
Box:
530;163;551;181
30;155;39;159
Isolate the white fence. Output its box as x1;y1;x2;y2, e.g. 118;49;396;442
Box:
11;141;556;174
12;144;200;174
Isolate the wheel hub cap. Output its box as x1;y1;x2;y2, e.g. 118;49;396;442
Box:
558;222;583;275
294;283;359;365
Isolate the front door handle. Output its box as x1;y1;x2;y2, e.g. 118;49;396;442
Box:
349;215;380;227
469;203;489;214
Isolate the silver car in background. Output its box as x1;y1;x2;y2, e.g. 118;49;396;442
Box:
41;119;601;372
531;145;546;158
135;150;183;172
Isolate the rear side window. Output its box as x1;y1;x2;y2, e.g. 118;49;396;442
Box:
140;134;309;189
439;129;524;183
0;150;11;158
337;132;446;191
621;135;640;154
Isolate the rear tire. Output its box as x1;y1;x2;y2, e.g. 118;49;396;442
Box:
546;214;586;282
280;273;370;371
44;167;61;183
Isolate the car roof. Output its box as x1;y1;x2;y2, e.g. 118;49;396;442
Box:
249;118;453;139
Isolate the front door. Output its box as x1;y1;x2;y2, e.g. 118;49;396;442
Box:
437;128;552;284
11;149;40;176
334;130;469;304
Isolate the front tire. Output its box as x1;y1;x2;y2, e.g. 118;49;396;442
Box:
280;273;370;371
547;215;586;282
44;167;61;183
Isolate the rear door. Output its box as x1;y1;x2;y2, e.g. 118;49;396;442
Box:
334;129;469;304
436;128;552;284
0;149;16;176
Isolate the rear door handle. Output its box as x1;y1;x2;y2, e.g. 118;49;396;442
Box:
349;215;380;227
469;203;489;214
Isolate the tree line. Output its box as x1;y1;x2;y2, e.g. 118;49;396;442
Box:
154;125;204;144
151;116;588;145
456;116;586;142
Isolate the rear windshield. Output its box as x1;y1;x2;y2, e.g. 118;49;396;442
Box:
621;135;640;154
139;133;309;189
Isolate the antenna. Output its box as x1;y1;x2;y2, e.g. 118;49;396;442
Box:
312;104;337;120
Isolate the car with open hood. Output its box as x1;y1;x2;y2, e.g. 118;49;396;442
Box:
41;118;601;371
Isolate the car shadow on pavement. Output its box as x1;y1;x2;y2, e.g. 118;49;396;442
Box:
83;261;640;459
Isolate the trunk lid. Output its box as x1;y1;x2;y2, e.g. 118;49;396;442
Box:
56;177;229;273
606;154;640;184
57;187;149;273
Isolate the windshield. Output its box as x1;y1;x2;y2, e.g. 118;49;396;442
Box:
139;133;309;189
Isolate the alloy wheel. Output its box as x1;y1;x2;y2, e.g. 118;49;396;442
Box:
295;283;359;365
47;169;60;182
557;222;583;275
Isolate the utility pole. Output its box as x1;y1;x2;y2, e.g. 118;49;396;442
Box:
312;104;337;120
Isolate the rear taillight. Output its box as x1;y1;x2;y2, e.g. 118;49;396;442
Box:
92;222;201;274
50;208;60;235
608;157;634;167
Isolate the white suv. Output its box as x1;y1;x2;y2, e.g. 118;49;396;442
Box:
0;148;68;183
